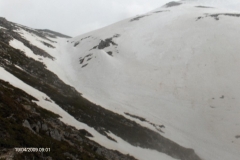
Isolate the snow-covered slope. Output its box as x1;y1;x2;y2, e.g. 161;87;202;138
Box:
44;2;239;160
1;1;240;160
1;15;197;160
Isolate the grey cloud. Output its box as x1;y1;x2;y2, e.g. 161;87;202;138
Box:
0;0;171;36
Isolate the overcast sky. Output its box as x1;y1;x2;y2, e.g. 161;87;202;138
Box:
0;0;239;37
0;0;173;37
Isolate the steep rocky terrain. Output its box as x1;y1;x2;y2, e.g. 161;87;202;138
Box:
0;79;136;160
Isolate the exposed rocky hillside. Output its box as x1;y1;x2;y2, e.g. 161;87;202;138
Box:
0;79;136;160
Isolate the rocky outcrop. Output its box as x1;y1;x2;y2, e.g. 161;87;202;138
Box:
0;17;55;60
37;29;71;38
164;1;182;8
130;15;149;22
98;38;117;49
50;129;62;141
197;13;240;21
0;79;137;160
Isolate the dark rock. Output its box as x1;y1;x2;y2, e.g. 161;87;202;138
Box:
46;156;53;160
74;42;79;47
89;45;98;50
195;6;214;9
22;105;32;111
22;120;36;134
63;152;79;160
80;36;91;41
164;1;182;8
37;121;41;127
124;112;146;122
22;120;32;130
130;15;148;22
42;123;48;131
50;129;61;141
70;134;83;141
107;51;113;56
113;34;120;38
37;29;71;38
79;58;84;64
79;129;93;137
85;53;92;58
98;38;117;49
197;13;240;21
41;41;55;48
154;10;170;13
82;64;88;68
44;97;52;102
95;147;103;155
32;124;40;133
159;125;165;128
